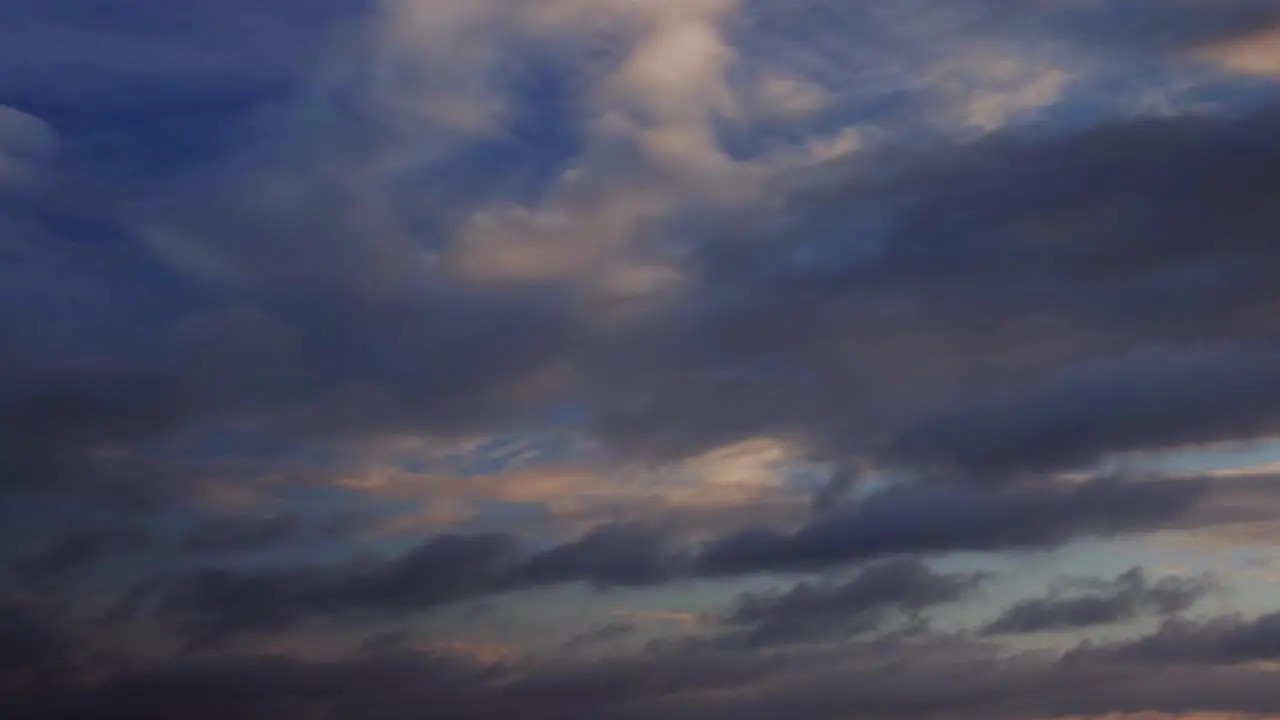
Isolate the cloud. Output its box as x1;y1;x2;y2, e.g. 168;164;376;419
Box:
504;522;688;590
3;2;1280;507
982;567;1215;635
127;525;684;648
139;532;523;648
590;100;1280;476
9;4;1280;718
1043;0;1280;56
10;528;149;582
0;601;72;682
0;106;57;192
1195;26;1280;77
754;73;828;118
0;361;190;494
1049;715;1278;720
926;49;1074;131
128;475;1207;647
1076;610;1280;667
724;558;986;645
13;624;1280;720
0;0;366;93
10;1;1280;512
180;512;366;557
333;435;809;536
696;477;1207;576
886;344;1280;482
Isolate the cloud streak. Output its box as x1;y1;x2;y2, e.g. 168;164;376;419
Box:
983;568;1215;635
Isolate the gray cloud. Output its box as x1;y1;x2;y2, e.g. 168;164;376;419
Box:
587;99;1280;484
983;567;1215;635
0;601;71;681
180;512;367;557
5;4;1280;509
725;558;985;645
12;622;1280;720
0;360;189;493
5;4;1280;718
1074;609;1280;666
129;476;1205;647
507;523;688;589
888;345;1280;482
136;532;523;649
10;528;149;582
696;477;1207;576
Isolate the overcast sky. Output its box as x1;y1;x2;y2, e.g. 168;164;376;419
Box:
5;2;1280;719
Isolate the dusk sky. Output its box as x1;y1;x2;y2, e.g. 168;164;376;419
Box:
6;2;1280;718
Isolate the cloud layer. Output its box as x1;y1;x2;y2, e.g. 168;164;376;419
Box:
4;1;1280;718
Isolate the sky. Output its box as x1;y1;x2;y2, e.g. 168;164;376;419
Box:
6;1;1280;718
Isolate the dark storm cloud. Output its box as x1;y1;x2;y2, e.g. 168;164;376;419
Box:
671;655;1280;720
560;621;640;652
0;601;72;680
175;286;580;443
1074;609;1280;666
6;1;1280;717
15;624;1280;720
6;4;1280;509
593;99;1280;477
886;344;1280;481
506;523;687;589
696;477;1207;576
129;527;682;647
5;650;519;720
0;643;778;720
1164;471;1280;544
130;476;1206;647
7;574;1280;720
11;527;149;582
137;532;522;648
982;567;1215;635
0;361;189;492
724;558;985;645
180;512;366;556
0;187;207;500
